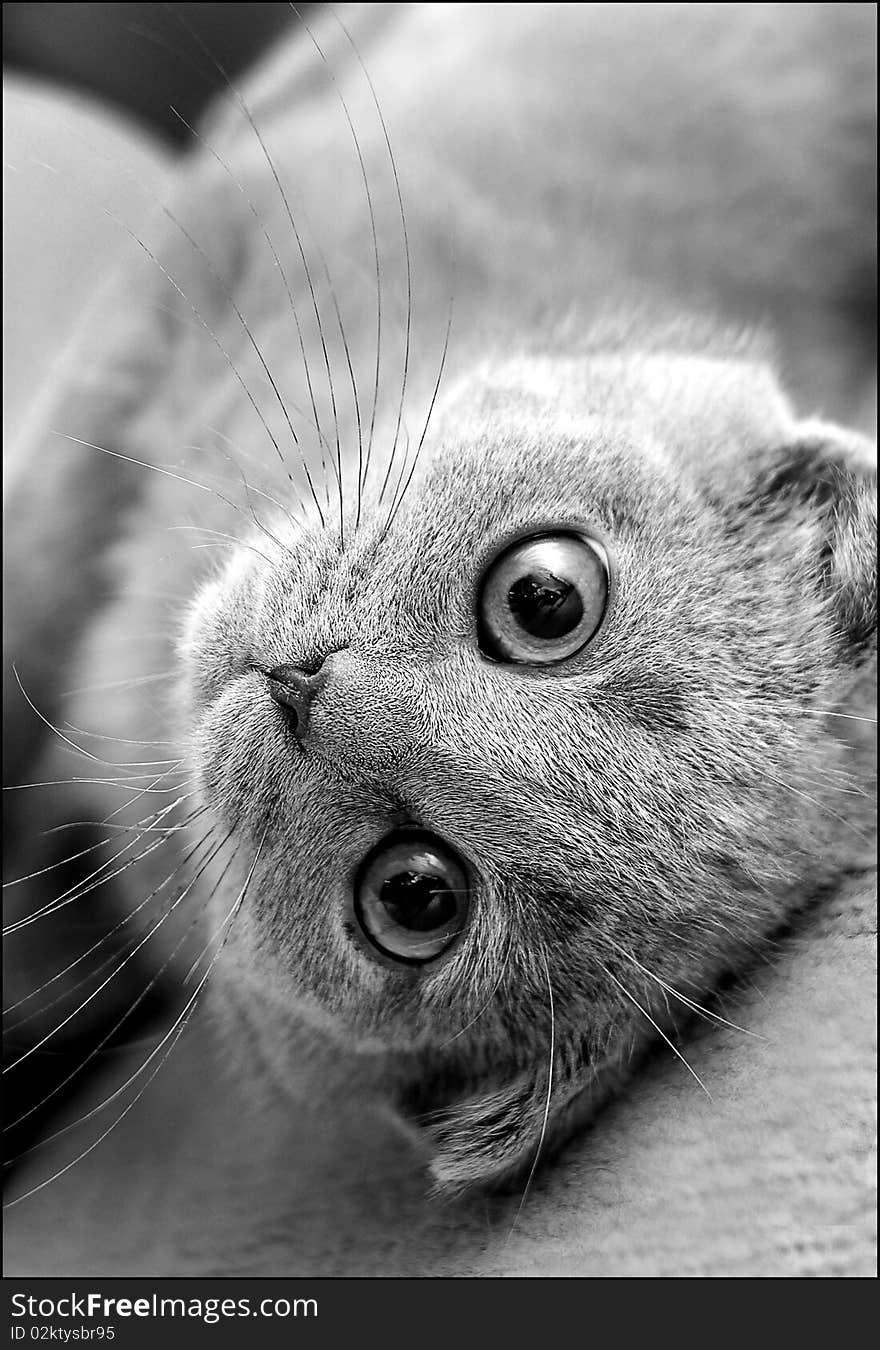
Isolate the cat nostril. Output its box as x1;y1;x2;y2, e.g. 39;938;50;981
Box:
262;665;321;738
265;663;319;687
295;652;328;677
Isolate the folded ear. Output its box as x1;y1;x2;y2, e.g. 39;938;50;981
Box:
739;419;876;666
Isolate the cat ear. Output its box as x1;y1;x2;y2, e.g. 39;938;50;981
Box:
741;419;877;665
419;1071;560;1197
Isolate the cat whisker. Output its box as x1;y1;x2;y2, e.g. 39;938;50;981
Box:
4;821;216;1027
169;6;345;547
604;939;764;1041
2;829;264;1207
60;724;177;748
438;938;515;1048
3;802;204;891
3;837;112;891
761;767;873;844
3;795;192;935
598;960;713;1100
504;944;556;1244
11;666;131;770
383;292;454;537
327;4;415;518
5;776;189;793
167;106;332;528
3;820;234;1073
4;828;231;1127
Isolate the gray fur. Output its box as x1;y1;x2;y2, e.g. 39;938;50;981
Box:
3;1;876;1214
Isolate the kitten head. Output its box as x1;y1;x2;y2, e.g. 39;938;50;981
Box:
180;347;876;1190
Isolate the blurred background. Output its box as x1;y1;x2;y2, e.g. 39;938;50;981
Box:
4;3;319;450
3;2;306;144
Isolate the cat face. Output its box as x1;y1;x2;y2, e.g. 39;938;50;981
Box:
180;350;876;1188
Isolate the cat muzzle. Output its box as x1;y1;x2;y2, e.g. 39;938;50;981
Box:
262;663;326;738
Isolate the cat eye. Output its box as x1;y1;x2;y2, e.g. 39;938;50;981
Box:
478;532;609;663
354;831;471;964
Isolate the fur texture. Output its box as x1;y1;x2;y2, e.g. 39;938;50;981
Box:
3;1;876;1256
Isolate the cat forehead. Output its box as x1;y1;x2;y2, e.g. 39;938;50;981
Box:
398;349;797;524
433;350;797;462
231;349;798;645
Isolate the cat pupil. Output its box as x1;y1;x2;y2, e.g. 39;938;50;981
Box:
381;872;457;932
508;570;584;640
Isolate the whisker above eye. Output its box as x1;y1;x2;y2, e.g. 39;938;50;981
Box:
168;5;345;547
719;696;877;726
598;960;713;1101
602;938;764;1041
165;105;329;529
382;290;454;537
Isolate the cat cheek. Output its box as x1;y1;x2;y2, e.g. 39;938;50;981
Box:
192;675;293;829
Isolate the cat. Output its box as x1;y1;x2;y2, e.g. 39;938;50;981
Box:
3;1;876;1273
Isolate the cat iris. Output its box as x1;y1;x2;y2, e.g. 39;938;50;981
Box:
478;532;609;664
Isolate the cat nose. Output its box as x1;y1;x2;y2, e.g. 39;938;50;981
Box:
262;663;326;738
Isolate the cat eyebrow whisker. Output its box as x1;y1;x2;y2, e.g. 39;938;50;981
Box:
41;106;319;531
382;291;454;538
167;6;346;549
603;939;764;1041
760;767;874;845
2;829;262;1208
191;456;299;560
41;162;312;524
49;431;290;569
291;3;413;542
201;426;311;543
38;812;204;841
168;524;278;569
598;960;713;1100
165;104;331;529
719;696;877;725
323;5;414;530
380;425;411;521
